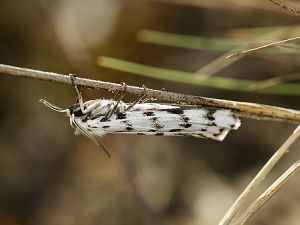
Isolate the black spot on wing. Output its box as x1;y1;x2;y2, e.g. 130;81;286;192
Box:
121;120;130;124
205;109;216;121
155;123;164;129
201;128;207;132
126;127;135;131
102;125;110;129
82;117;88;122
230;124;235;128
174;133;191;137
137;133;146;135
169;129;183;132
143;111;155;116
148;129;157;132
212;128;225;137
211;122;217;126
124;121;133;127
180;123;192;128
181;116;190;122
150;117;158;122
116;113;127;119
165;108;184;114
194;133;206;138
150;117;164;129
100;117;107;122
155;133;164;136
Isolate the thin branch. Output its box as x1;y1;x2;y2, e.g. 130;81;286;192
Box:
0;63;300;123
268;0;300;17
218;124;300;225
226;36;300;59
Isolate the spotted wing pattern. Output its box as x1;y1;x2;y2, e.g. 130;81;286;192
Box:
73;101;241;141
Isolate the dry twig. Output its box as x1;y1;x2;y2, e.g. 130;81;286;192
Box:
0;63;300;123
268;0;300;17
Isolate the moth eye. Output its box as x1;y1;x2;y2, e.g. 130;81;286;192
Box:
73;108;85;117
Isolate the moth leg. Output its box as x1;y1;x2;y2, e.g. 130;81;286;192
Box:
110;83;122;100
139;86;161;104
69;74;101;115
84;101;102;114
110;82;127;101
105;82;127;120
69;74;86;114
125;85;147;111
87;83;128;121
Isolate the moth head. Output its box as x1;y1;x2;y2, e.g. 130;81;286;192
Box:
40;99;111;157
40;99;80;130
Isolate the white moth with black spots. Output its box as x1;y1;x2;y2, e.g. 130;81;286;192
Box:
40;76;241;156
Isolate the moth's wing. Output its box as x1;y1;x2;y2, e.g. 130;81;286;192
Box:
130;103;240;129
123;129;231;141
88;104;240;141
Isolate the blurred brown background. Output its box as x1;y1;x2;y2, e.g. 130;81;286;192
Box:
0;1;300;225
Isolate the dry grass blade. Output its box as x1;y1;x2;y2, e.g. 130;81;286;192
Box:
218;125;300;225
197;29;286;76
268;0;300;17
232;159;300;225
197;51;243;76
226;36;300;59
252;73;300;90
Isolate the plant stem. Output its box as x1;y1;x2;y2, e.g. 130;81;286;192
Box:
0;63;300;123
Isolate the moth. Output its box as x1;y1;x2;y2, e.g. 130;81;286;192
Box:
40;76;241;156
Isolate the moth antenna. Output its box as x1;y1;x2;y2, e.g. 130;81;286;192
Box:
39;99;68;113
